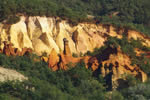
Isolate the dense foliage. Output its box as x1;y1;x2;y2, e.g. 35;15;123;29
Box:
0;0;150;35
0;36;149;99
0;54;106;100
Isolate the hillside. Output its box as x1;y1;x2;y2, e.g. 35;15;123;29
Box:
0;15;149;100
0;0;150;100
0;16;150;56
0;0;150;35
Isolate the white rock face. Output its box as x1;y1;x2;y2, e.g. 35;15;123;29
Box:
9;16;33;50
0;16;149;55
0;67;28;82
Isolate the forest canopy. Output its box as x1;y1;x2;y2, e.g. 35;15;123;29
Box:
0;0;150;35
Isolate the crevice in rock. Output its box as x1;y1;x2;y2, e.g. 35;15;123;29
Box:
25;16;30;39
17;32;24;48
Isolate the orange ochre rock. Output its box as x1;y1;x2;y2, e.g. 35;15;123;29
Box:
48;38;147;86
41;56;48;63
48;49;60;71
2;41;32;56
101;52;147;83
48;38;88;71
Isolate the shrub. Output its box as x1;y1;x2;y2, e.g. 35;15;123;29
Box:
111;91;124;100
6;16;20;24
121;83;150;100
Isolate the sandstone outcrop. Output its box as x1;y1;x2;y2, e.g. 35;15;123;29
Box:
0;16;149;56
100;50;147;89
48;38;84;71
86;47;147;89
48;48;59;71
48;38;147;88
2;41;32;56
0;16;149;89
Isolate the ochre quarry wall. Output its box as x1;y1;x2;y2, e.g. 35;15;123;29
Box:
48;38;147;89
0;16;150;56
0;16;149;89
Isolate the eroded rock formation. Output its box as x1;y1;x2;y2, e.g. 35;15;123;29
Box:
100;49;147;89
0;16;150;56
48;38;147;89
48;38;85;71
2;41;32;56
0;16;149;89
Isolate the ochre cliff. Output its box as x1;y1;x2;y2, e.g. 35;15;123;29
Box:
0;16;150;56
48;38;147;89
0;16;149;89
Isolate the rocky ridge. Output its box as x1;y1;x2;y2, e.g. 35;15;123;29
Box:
0;16;150;56
48;38;147;89
0;16;150;89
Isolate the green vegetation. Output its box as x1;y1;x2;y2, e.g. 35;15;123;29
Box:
0;0;150;99
84;36;150;99
0;0;150;35
121;81;150;100
0;54;106;100
0;52;149;99
0;35;149;99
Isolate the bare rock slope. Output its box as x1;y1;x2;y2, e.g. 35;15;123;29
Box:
48;38;147;89
0;16;150;55
0;67;28;82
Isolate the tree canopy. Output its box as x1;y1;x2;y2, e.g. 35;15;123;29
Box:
0;0;150;35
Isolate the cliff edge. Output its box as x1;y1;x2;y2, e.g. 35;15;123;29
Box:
0;16;149;56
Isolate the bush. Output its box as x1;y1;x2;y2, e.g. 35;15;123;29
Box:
111;91;124;100
121;83;150;100
126;74;140;87
6;16;20;24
